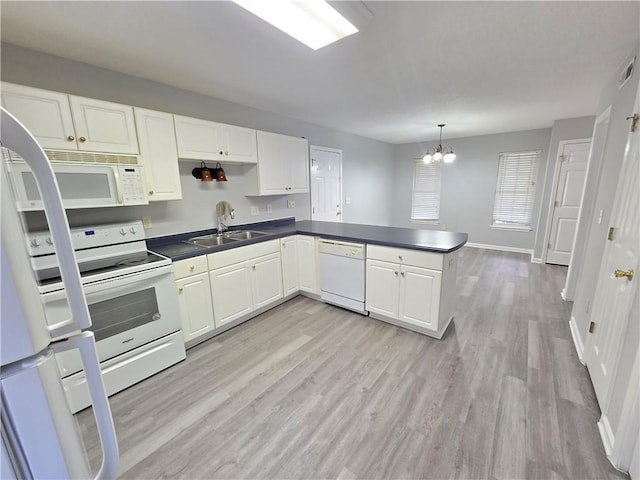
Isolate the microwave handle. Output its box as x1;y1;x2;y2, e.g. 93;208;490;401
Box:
113;167;124;205
1;108;92;336
52;332;119;480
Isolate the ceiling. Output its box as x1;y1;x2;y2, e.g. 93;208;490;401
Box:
1;1;638;144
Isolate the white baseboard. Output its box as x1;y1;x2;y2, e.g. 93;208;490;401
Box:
598;414;615;457
465;242;533;256
569;316;586;365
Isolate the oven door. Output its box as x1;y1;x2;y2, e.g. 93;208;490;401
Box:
42;265;181;377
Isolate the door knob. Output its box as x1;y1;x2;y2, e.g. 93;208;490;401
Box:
614;269;634;281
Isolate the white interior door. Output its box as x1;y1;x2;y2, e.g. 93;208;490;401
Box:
310;145;342;222
546;140;591;265
584;95;639;412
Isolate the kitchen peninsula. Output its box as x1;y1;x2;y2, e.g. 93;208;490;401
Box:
149;219;467;344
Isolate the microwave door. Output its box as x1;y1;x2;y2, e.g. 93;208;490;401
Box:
6;162;122;211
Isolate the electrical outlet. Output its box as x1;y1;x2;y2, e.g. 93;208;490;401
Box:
287;200;295;208
142;217;152;229
267;204;273;214
250;206;260;216
345;197;351;205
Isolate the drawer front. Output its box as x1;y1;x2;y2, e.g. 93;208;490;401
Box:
208;239;280;270
366;244;443;271
173;255;208;279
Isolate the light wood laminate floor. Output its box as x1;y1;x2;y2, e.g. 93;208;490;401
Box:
78;247;628;479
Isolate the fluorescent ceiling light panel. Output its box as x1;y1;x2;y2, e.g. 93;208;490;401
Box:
232;0;358;50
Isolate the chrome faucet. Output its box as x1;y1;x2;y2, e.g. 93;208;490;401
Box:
216;208;235;236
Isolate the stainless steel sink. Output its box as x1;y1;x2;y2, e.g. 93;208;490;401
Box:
224;230;268;240
185;235;239;247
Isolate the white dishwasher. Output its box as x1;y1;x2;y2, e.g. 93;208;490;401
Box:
318;239;367;314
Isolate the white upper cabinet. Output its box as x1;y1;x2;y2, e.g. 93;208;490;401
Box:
245;131;309;196
1;83;139;154
173;115;257;164
1;83;76;150
68;96;139;154
134;108;182;201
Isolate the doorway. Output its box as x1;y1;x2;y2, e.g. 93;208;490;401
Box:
310;145;342;223
544;139;591;265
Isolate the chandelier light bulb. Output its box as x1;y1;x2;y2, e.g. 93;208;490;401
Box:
444;152;456;163
422;153;433;164
432;151;443;161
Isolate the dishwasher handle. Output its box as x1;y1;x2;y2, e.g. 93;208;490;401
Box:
318;239;365;259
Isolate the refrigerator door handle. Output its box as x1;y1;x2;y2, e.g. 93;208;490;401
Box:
1;108;92;338
52;332;118;480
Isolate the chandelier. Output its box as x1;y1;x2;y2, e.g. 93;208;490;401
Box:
423;124;456;164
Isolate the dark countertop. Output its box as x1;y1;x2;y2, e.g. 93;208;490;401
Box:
148;217;467;262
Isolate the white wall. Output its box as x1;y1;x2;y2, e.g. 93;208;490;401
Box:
391;128;552;251
1;43;394;236
532;116;595;261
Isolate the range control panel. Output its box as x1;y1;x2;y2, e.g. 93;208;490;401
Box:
26;220;146;256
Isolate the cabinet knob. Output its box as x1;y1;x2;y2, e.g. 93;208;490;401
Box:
189;265;195;271
398;255;403;261
178;287;184;293
148;190;154;195
394;271;399;276
79;136;87;142
252;265;256;270
67;135;75;141
225;151;229;155
401;272;405;277
219;151;224;155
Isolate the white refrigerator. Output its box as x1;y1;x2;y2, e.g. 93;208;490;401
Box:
0;107;119;479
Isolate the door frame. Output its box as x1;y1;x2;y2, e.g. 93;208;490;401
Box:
563;108;612;301
541;138;592;266
309;145;343;222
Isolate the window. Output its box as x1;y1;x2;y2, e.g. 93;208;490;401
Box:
491;150;540;229
411;160;442;222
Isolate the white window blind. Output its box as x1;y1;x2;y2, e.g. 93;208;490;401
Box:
411;161;442;221
491;150;540;228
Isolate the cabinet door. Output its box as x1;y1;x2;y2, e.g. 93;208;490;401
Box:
256;131;289;194
134;108;182;201
176;273;216;343
1;83;76;150
280;237;299;296
252;253;284;309
174;115;223;161
366;259;400;319
210;263;253;326
68;96;139;154
399;265;441;331
288;136;309;193
223;124;257;164
297;235;318;294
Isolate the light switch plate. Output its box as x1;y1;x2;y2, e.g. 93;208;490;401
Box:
287;200;295;208
267;204;273;214
345;197;351;205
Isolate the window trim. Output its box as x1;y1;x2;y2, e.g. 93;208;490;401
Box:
411;160;442;222
490;150;540;229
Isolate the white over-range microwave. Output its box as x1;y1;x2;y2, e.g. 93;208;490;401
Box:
2;148;148;211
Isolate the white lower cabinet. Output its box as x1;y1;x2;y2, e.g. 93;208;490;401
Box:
208;240;283;328
366;245;454;338
297;235;318;294
280;235;318;297
209;262;253;327
280;236;299;296
173;256;216;343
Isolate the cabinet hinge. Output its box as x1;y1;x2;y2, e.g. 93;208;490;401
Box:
588;321;596;334
548;242;552;249
312;207;315;214
627;113;639;132
554;200;559;207
608;227;615;241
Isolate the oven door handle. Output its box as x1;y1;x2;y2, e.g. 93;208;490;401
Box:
52;332;119;480
43;264;174;302
1;108;92;338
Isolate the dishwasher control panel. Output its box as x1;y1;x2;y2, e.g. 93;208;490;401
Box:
318;240;365;259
